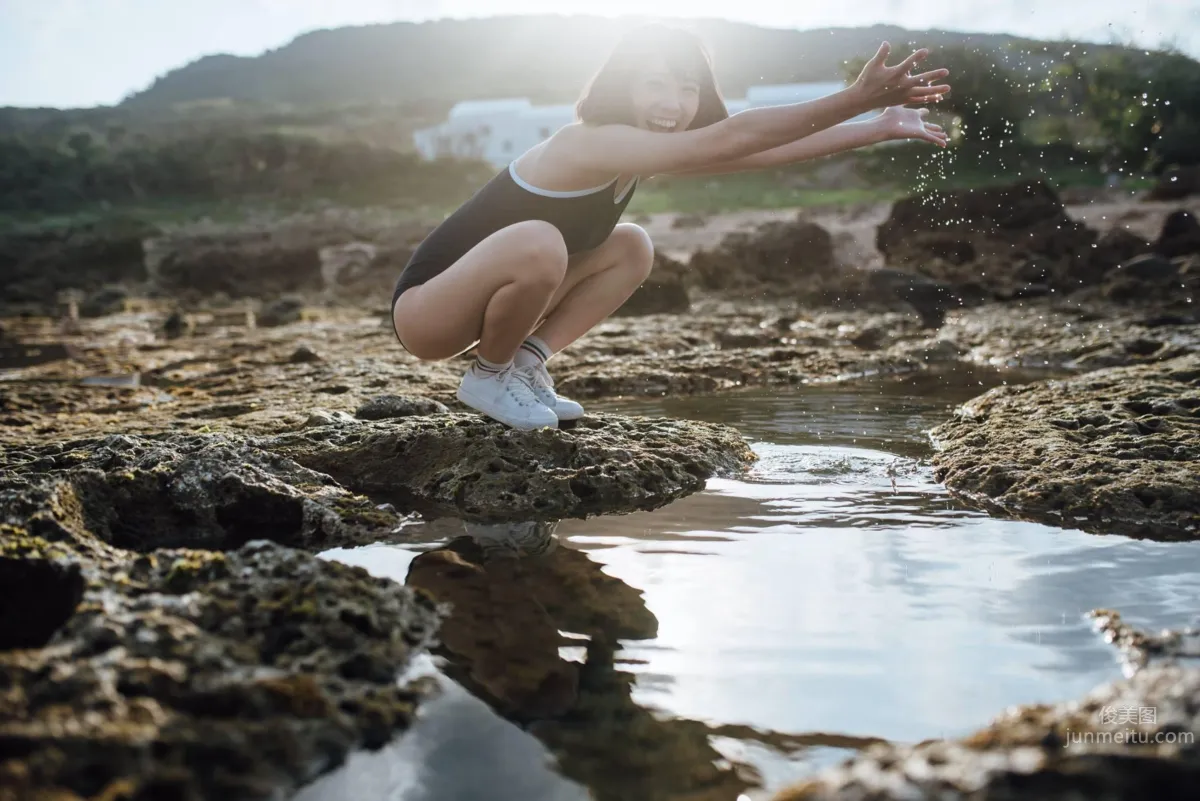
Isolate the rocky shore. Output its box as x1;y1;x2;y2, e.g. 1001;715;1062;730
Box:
4;178;1200;799
0;420;755;798
930;354;1200;540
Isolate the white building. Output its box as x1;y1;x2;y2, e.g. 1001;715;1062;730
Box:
412;99;572;166
413;82;879;167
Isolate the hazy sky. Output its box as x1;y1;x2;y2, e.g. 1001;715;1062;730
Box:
3;0;1199;108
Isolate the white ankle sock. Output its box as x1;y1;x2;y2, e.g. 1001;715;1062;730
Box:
513;336;553;369
471;354;512;378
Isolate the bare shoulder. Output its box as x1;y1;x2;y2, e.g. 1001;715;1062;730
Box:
542;121;615;160
525;123;626;187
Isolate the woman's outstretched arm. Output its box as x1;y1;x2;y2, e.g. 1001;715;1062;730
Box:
552;43;949;178
666;106;948;176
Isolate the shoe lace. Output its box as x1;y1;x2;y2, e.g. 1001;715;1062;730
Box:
504;366;545;407
533;362;554;388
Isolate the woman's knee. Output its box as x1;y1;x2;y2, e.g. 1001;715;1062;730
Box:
612;223;655;277
506;220;569;287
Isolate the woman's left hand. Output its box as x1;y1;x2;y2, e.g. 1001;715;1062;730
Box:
876;106;948;147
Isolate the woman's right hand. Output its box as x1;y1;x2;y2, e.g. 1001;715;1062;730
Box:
852;42;950;109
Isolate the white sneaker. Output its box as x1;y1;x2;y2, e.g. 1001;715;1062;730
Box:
527;363;585;421
456;364;558;430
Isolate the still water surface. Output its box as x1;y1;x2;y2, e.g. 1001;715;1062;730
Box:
302;368;1200;801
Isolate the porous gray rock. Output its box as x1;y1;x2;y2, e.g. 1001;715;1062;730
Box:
929;354;1200;540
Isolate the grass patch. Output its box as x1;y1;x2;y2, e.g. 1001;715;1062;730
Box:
1;141;1158;237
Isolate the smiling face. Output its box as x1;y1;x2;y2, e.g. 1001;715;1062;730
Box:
575;25;728;133
630;55;700;133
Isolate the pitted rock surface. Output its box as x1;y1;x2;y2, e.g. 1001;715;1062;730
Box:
0;531;441;801
267;413;757;522
0;432;413;552
0;409;753;798
929;354;1200;540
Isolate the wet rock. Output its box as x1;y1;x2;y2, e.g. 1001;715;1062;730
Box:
1095;227;1153;269
78;284;130;318
651;221;905;314
876;180;1106;296
1090;608;1200;673
888;337;967;365
929;354;1200;540
0;535;441;801
0;431;411;552
1099;251;1193;305
1147;165;1200;201
0;217;153;315
772;662;1200;801
0;547;85;650
864;268;980;329
612;272;691;317
1154;210;1200;259
1001;281;1053;300
6;283;1196;450
717;327;781;349
304;409;359;428
163;308;187;339
319;241;378;289
145;215;430;303
824;312;922;352
671;212;707;229
258;294;305;327
938;300;1200;372
289;344;322;363
0;421;446;799
846;326;890;350
0;342;82;372
354;394;448;420
1138;310;1200;329
1121;253;1180;282
1100;256;1197;307
267;414;756;522
687;217;836;290
152;235;325;299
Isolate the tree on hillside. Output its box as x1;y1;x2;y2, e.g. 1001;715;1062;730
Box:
845;45;1026;142
1052;50;1200;171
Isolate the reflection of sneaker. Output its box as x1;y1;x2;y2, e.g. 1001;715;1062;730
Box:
528;363;585;421
465;520;559;558
456;365;558;430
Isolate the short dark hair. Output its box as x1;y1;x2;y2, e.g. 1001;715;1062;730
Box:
575;24;729;131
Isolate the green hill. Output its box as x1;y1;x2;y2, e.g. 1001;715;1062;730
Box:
119;14;1114;110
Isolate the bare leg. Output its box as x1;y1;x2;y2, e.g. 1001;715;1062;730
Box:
393;220;568;362
532;223;655;353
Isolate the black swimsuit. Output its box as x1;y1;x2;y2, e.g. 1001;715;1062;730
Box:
391;161;639;348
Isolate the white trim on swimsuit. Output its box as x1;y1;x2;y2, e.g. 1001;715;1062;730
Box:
509;162;638;204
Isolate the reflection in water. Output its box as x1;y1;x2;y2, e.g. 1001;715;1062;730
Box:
406;519;657;722
307;520;879;801
405;520;772;801
309;370;1200;799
